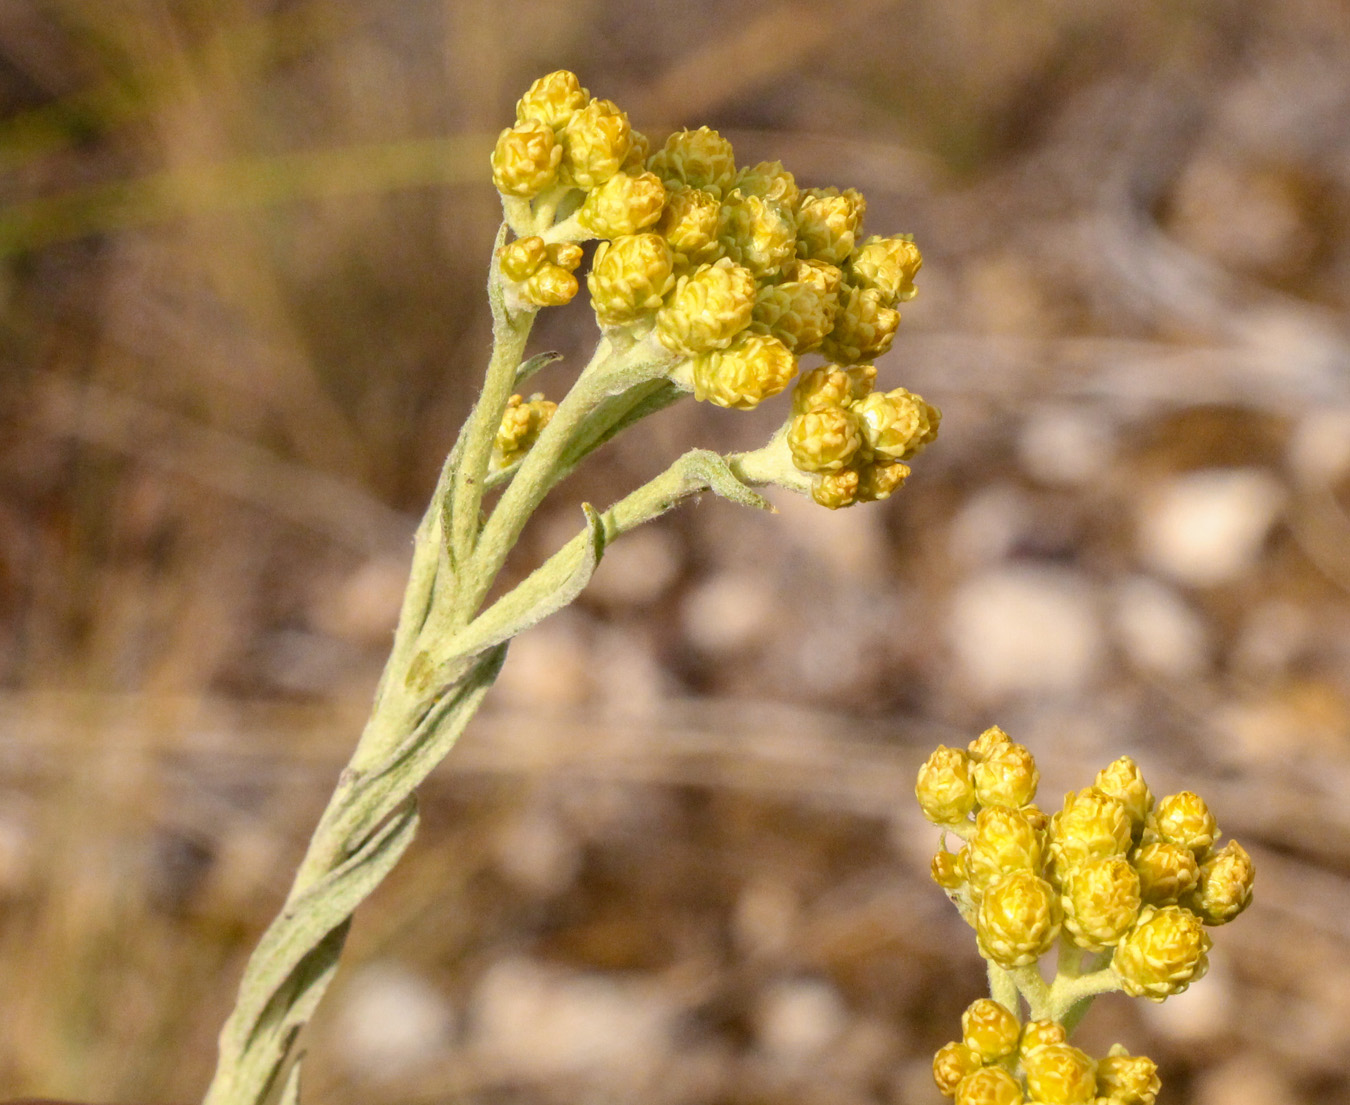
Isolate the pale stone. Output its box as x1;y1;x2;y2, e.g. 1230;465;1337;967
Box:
1112;575;1212;677
948;566;1104;699
681;570;777;654
585;525;682;607
332;962;455;1079
754;976;849;1060
948;485;1031;569
1137;468;1285;587
1017;405;1116;486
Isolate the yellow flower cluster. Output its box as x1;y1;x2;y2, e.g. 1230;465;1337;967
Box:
498;236;584;308
934;999;1160;1105
493;393;557;468
490;71;932;480
785;366;939;508
916;728;1253;992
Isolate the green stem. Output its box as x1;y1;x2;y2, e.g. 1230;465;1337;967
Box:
987;962;1022;1017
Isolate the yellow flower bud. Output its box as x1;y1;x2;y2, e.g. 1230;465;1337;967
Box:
1150;791;1218;854
657;187;723;270
955;1066;1025;1105
791;364;875;414
849;233;922;304
577;170;667;238
752;276;838;353
560;97;631;189
961;998;1021;1062
499;235;549;282
1022;1042;1097;1105
811;467;862;510
854;387;941;461
966;805;1047;894
647;125;738;197
795;257;845;299
1187;840;1254;925
971;741;1039;809
587;233;676;327
856;459;911;502
494;393;557;466
933;1041;984;1098
915;745;978;825
522;264;579;307
1019;1020;1067;1057
735;159;800;209
932;848;967;891
795;186;866;265
1062;856;1141;951
1096;1050;1161;1105
1112;904;1211;1000
969;725;1013;763
787;406;864;473
819;283;899;364
1049;788;1133;873
1094;757;1153;832
547;242;584;271
976;870;1061;968
515;69;589;128
719;191;798;277
690;331;796;410
623;128;651;172
491;120;563;197
654;258;757;356
1131;841;1199;906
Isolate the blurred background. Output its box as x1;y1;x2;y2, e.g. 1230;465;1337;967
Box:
2;0;1349;1102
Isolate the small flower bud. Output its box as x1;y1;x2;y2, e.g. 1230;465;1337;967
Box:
491;120;563;197
1112;904;1211;1000
811;467;862;509
961;999;1021;1062
515;69;589;128
719;191;798;277
577;170;667;238
932;849;967;890
588;233;676;327
494;393;557;466
791;364;875;414
969;725;1013;763
1187;840;1254;925
856;459;910;502
853;387;940;462
971;741;1039;809
796;186;866;265
623;128;651;171
1062;856;1141;951
522;264;579;307
795;257;845;299
548;242;584;271
1022;1042;1097;1105
1050;788;1133;873
735;159;800;208
1151;791;1218;854
1132;841;1200;906
690;331;796;410
560;97;631;189
1019;1020;1067;1057
966;805;1047;894
933;1041;984;1097
752;273;838;353
915;745;978;826
819;283;900;364
657;187;723;270
655;258;757;355
955;1066;1024;1105
499;235;549;282
976;870;1061;968
1094;757;1153;832
787;406;865;473
648;126;738;197
849;233;922;304
1096;1050;1161;1105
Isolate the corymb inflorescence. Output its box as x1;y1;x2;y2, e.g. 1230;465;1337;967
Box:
918;728;1253;1103
489;69;934;509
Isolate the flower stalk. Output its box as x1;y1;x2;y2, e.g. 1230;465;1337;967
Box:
202;68;937;1105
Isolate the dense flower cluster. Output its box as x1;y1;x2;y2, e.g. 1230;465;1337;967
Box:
490;70;933;507
918;728;1254;1103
